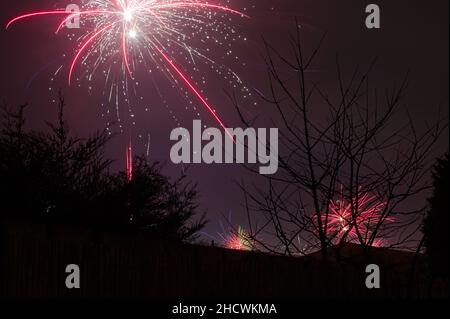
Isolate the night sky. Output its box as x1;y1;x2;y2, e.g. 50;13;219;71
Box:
0;0;448;237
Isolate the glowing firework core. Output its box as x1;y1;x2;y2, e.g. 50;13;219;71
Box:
123;10;133;22
128;29;137;38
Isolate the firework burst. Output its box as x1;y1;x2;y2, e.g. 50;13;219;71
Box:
221;225;253;250
320;189;393;247
201;211;255;251
6;0;251;132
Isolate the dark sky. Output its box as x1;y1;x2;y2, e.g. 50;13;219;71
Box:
0;0;448;237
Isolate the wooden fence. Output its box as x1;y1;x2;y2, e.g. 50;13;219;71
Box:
0;223;447;298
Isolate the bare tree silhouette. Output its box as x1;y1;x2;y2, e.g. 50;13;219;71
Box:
232;27;448;259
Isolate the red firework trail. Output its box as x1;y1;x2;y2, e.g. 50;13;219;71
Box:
68;21;120;86
155;47;230;135
126;140;133;182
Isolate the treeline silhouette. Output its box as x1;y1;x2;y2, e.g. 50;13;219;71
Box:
0;96;206;241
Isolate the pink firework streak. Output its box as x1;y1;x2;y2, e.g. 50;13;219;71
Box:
6;0;249;132
126;140;133;182
321;190;393;247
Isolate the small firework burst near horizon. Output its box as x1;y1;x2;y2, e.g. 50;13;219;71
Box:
6;0;254;133
202;211;254;251
222;225;253;250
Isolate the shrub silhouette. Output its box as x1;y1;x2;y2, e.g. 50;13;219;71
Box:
0;97;205;242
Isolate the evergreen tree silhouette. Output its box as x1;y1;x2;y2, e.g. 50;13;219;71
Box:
423;154;449;277
0;96;205;242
